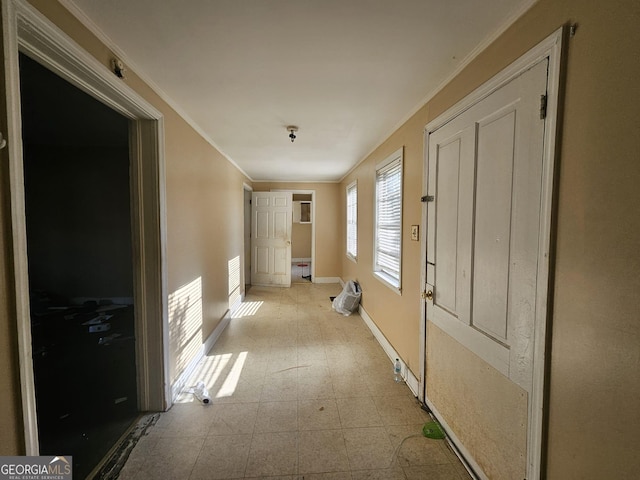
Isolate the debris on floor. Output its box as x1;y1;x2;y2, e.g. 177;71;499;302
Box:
423;420;446;439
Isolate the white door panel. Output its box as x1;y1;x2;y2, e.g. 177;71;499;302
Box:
473;108;517;343
274;247;288;275
433;136;460;315
426;59;548;386
255;211;269;238
427;126;476;327
274;211;289;238
251;192;292;286
255;246;270;275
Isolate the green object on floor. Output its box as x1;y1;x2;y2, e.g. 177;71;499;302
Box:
422;421;446;439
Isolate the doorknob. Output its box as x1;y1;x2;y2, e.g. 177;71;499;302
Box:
286;240;291;245
422;290;433;301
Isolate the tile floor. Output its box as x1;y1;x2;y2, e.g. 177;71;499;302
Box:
118;283;471;480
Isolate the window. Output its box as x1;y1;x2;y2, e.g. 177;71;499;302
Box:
374;148;403;291
346;181;358;260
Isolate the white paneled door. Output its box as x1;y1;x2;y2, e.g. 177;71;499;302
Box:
424;56;554;479
251;192;292;287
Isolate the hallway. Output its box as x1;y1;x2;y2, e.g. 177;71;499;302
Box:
118;284;471;479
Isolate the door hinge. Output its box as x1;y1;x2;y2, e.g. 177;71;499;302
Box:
539;94;547;120
421;195;434;203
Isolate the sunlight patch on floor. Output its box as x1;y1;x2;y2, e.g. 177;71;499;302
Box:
231;300;263;318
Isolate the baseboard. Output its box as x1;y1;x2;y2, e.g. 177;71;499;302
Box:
358;305;420;396
169;308;233;403
314;277;341;284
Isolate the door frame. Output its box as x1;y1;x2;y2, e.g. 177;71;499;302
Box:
419;27;564;479
272;189;316;282
243;182;253;290
2;0;169;454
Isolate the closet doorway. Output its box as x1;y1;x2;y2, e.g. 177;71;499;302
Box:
272;190;315;284
291;193;313;283
20;53;138;479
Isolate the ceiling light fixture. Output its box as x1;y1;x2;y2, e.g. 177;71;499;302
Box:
287;126;298;143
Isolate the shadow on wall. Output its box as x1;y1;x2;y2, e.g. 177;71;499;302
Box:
168;277;203;383
168;257;248;386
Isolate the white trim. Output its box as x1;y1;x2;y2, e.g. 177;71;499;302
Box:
253;179;339;185
359;305;419;397
130;118;170;413
421;27;564;480
2;0;38;455
418;129;429;404
243;183;253;293
529;26;564;480
292;257;312;263
170;309;232;402
3;0;170;453
345;179;358;262
374;147;403;172
314;277;342;284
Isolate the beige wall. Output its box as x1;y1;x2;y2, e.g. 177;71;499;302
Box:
340;117;425;376
254;182;341;279
163;106;249;384
291;223;312;258
530;2;639;477
340;0;640;477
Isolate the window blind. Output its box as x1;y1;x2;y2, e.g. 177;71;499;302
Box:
375;154;402;287
346;182;358;259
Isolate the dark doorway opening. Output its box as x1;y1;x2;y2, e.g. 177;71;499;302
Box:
20;53;138;478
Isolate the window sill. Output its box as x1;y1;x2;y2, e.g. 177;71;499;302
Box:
373;271;401;295
346;254;357;264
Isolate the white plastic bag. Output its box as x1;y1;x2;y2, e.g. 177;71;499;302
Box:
332;280;361;316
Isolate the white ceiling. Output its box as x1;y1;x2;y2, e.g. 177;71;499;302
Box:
64;0;534;182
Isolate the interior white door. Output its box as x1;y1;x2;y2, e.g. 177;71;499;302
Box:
425;59;549;475
251;191;292;287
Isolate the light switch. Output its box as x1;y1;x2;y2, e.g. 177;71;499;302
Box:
411;225;419;241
